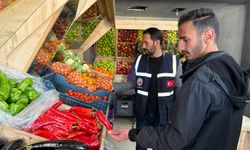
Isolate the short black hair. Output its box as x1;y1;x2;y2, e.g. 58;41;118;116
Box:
178;8;219;41
143;27;163;45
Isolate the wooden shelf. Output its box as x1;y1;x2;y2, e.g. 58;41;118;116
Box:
0;0;68;72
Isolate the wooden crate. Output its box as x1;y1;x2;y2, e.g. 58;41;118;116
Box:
0;124;46;144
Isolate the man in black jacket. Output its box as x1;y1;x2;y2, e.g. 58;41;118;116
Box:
109;8;249;150
113;27;181;150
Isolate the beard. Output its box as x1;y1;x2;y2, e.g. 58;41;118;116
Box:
183;37;203;61
191;37;204;60
144;44;157;56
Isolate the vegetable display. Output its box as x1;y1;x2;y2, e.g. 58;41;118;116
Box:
50;62;73;76
96;27;115;57
65;90;108;103
0;71;40;115
27;104;112;149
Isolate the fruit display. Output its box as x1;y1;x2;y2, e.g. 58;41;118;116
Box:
0;0;5;10
50;62;73;76
167;30;178;44
118;30;138;42
117;42;136;57
35;50;50;66
66;71;90;90
81;4;98;20
0;72;40;116
137;30;143;41
57;43;91;73
116;61;133;75
96;27;115;56
65;23;80;42
94;67;114;78
0;0;15;10
35;40;61;66
66;90;108;103
52;17;69;40
66;0;78;11
96;77;113;91
81;20;99;41
81;73;96;90
166;30;178;54
162;30;167;49
94;59;115;72
27;104;104;149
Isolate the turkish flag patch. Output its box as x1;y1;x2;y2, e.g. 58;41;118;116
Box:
166;80;175;88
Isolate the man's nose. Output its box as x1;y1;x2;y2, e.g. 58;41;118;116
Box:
142;43;146;49
177;41;184;52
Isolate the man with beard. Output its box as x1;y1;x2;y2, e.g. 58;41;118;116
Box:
114;27;181;150
109;8;249;150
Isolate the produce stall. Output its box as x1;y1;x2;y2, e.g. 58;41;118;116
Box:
0;0;115;149
0;0;184;149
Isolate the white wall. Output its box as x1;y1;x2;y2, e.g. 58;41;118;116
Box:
214;4;246;64
241;3;250;70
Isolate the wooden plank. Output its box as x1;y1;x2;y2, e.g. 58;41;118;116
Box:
6;6;64;72
97;0;115;23
0;124;47;144
75;0;97;21
0;0;44;46
96;0;107;18
0;0;68;60
104;0;115;23
115;19;178;30
23;7;64;72
77;17;114;58
99;105;109;150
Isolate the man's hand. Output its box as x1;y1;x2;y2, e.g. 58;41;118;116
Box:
108;129;129;142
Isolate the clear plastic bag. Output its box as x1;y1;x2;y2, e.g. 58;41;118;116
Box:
0;65;59;130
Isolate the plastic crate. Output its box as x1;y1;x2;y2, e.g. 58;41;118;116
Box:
115;94;135;117
42;73;111;113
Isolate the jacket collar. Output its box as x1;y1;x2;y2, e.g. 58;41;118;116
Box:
181;51;226;82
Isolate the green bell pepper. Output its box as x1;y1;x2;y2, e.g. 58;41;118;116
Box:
0;95;4;101
0;100;9;111
9;79;18;88
9;88;22;103
0;71;7;80
9;103;26;115
17;77;33;92
24;87;40;102
16;94;29;105
0;73;11;101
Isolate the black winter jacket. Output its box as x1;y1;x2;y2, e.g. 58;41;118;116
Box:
131;51;249;150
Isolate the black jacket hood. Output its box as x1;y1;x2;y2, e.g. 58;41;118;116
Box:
182;51;249;109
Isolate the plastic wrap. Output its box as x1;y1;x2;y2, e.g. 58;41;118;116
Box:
0;66;59;130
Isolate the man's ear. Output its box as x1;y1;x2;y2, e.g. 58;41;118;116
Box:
155;40;161;46
204;28;215;44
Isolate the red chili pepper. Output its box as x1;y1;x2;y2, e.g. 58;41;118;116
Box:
45;110;76;124
43;124;68;137
67;131;88;139
83;118;100;127
50;108;77;122
32;130;57;140
74;136;100;150
95;110;112;130
32;118;58;130
61;110;83;122
70;106;95;119
51;100;63;108
78;121;100;136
